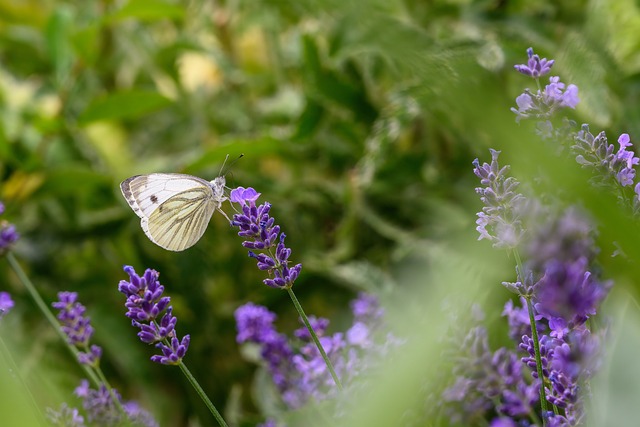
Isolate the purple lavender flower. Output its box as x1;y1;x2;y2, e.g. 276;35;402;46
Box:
511;79;579;122
573;125;640;196
230;187;302;289
350;292;384;324
235;293;386;410
150;335;190;365
293;315;329;341
511;49;579;122
46;403;85;427
522;207;612;328
235;303;295;393
544;76;580;109
525;207;595;271
74;380;158;427
502;298;536;341
122;401;161;427
0;291;14;320
442;326;539;425
490;417;518;427
118;265;189;365
291;332;346;406
473;149;527;248
533;257;611;326
514;47;555;78
52;292;102;366
0;201;19;254
457;48;615;427
74;380;121;425
519;327;598;424
235;302;278;343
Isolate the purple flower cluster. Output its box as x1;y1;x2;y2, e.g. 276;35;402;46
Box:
74;380;158;427
442;326;540;425
465;145;612;425
235;293;384;409
573;125;640;201
47;403;85;427
511;48;579;123
473;149;527;248
517;209;609;423
230;187;302;289
514;48;555;78
0;291;14;320
0;201;19;254
517;315;601;425
512;48;640;212
118;266;190;365
52;292;103;366
50;293;158;427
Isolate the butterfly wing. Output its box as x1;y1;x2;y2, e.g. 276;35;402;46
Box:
120;174;216;251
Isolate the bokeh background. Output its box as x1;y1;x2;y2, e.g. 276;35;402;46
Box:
3;0;640;426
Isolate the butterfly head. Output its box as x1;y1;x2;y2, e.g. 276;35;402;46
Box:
210;176;227;203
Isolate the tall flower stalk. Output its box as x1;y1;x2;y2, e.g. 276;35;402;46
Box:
468;150;612;426
452;47;617;426
118;265;229;427
473;150;551;416
229;186;343;390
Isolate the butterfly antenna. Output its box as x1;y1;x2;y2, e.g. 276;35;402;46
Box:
221;153;244;177
218;154;230;177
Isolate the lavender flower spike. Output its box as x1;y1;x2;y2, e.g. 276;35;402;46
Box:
573;126;640;191
514;47;554;78
473;149;526;249
0;291;14;320
511;48;579;122
230;187;302;289
74;380;158;427
0;201;20;255
118;265;190;365
46;403;85;427
52;292;102;366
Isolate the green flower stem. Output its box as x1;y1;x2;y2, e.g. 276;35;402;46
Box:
512;250;550;421
6;252;100;386
177;361;229;427
152;326;229;426
287;287;343;390
524;296;549;414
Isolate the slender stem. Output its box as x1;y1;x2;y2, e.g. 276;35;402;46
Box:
511;249;550;423
177;361;229;427
287;288;343;390
524;297;549;416
5;252;101;386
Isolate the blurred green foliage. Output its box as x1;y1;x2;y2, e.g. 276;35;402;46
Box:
3;0;640;426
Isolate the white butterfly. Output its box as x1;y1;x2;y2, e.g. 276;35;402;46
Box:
120;173;231;252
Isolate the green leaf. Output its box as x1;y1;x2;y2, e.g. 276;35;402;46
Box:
293;98;325;140
78;90;173;124
45;6;74;85
302;35;376;123
37;168;111;196
71;25;100;65
110;0;185;22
